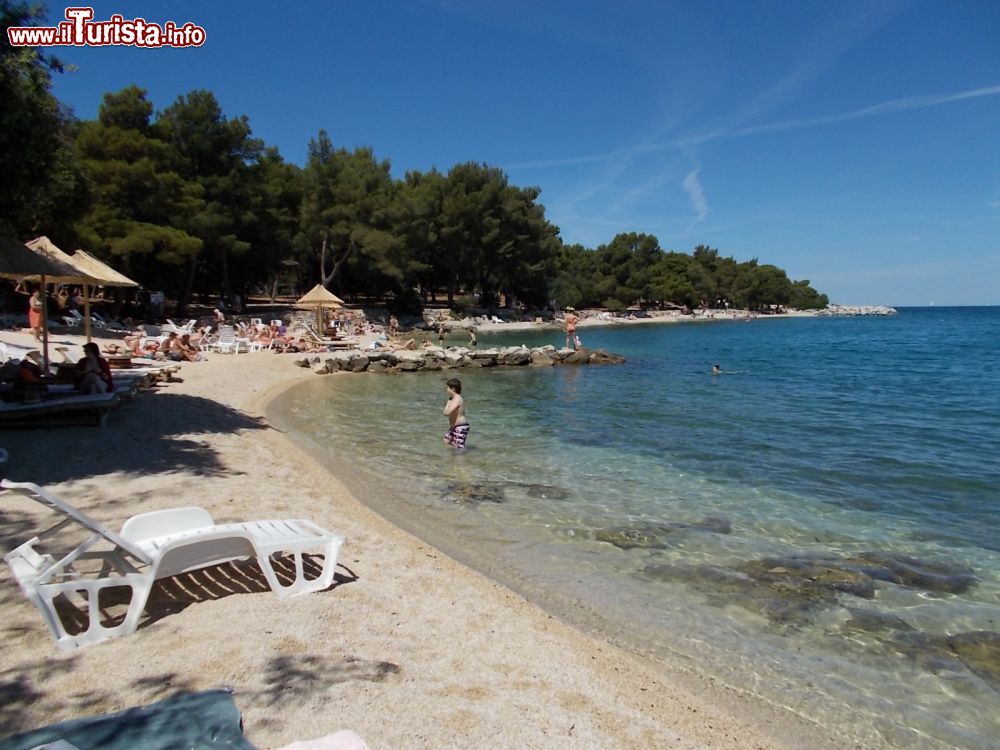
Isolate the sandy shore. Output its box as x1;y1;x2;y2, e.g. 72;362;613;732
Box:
0;328;843;750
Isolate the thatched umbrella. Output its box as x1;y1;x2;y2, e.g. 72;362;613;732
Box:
67;248;139;338
0;237;67;278
0;237;99;370
69;249;139;288
296;284;344;332
23;237;103;366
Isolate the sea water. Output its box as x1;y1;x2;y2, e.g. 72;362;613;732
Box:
269;307;1000;749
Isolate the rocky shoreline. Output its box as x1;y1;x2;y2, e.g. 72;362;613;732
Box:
819;304;898;316
299;344;626;374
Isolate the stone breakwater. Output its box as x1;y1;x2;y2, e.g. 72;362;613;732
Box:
820;304;898;316
298;345;626;374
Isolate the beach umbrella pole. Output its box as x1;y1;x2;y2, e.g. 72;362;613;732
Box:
83;283;92;342
41;276;50;371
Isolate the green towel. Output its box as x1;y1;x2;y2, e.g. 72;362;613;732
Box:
0;689;258;750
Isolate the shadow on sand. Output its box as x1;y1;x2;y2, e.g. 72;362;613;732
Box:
0;390;268;484
0;560;360;737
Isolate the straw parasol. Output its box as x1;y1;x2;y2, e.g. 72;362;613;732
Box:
67;248;139;343
3;237;100;370
296;284;344;331
23;237;109;362
69;249;139;288
0;237;74;278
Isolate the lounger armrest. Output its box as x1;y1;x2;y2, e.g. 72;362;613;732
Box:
4;537;56;594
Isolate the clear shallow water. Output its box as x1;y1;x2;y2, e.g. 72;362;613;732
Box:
271;308;1000;749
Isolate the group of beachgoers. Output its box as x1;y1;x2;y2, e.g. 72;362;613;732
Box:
9;341;115;402
104;319;357;361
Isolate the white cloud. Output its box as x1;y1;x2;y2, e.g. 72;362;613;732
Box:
682;169;709;223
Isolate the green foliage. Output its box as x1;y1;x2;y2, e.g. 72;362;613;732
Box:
553;235;827;311
385;286;424;317
0;1;85;238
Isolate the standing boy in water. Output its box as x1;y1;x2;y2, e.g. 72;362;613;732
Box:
443;378;470;449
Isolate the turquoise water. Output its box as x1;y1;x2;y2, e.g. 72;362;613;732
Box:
271;308;1000;749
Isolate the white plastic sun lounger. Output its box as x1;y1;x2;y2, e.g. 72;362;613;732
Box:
2;480;345;650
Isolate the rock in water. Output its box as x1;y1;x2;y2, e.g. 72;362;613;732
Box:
948;631;1000;688
441;482;506;505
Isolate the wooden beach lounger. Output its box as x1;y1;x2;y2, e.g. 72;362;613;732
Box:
48;379;144;401
2;480;346;650
0;392;121;428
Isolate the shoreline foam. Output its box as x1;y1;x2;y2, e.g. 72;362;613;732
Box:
0;328;843;749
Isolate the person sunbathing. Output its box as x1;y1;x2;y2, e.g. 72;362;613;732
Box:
178;334;205;362
388;338;418;351
290;337;327;354
165;332;185;362
123;329;145;353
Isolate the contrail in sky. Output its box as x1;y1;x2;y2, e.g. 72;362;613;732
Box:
506;84;1000;171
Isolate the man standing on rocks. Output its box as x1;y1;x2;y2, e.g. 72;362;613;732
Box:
563;307;579;349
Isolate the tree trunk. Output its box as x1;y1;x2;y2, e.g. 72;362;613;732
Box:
176;255;199;316
321;234;352;288
220;247;231;302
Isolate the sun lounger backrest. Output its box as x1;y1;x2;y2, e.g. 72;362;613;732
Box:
1;480;152;564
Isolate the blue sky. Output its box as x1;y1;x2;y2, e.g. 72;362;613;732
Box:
40;0;1000;305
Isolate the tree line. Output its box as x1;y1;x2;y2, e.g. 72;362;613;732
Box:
2;4;828;314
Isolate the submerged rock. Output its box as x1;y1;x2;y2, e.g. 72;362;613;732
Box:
685;516;732;534
441;482;506;505
595;516;733;550
742;557;877;599
517;483;572;500
642;549;979;631
843;607;914;636
948;631;1000;689
846;551;978;594
596;523;675;550
640;562;827;626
